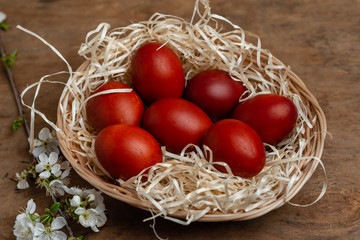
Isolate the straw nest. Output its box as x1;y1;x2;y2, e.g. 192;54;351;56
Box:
56;0;327;223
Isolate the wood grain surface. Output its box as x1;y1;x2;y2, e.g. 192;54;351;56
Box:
1;0;359;239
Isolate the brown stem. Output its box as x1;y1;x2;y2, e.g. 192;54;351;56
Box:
0;34;30;137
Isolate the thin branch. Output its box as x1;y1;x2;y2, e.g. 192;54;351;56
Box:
0;34;30;137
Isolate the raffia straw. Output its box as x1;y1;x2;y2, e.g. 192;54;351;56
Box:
22;0;327;223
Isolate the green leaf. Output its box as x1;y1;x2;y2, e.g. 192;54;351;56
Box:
12;115;25;131
2;49;18;68
50;202;61;212
0;21;9;31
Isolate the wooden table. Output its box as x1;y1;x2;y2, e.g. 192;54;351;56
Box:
1;0;359;239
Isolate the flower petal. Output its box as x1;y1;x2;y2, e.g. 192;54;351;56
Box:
53;170;62;178
78;215;88;228
70;195;81;207
53;230;67;240
16;213;27;222
84;189;97;196
49;179;64;187
90;225;100;232
39;171;51;179
34;222;45;236
51;163;61;173
63;186;83;196
38;153;48;163
95;204;106;213
62;186;70;194
55;187;65;196
17;180;29;189
30;138;42;147
35;163;45;173
96;213;107;227
49;152;59;165
26;199;36;214
40;235;47;240
0;12;5;21
38;128;51;141
51;217;66;230
61;161;70;169
0;12;6;23
61;178;70;186
61;168;70;179
33;146;45;158
74;207;85;215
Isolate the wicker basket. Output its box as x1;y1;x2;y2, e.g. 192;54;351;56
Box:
56;3;326;222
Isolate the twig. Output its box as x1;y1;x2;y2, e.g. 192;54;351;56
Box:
0;35;30;137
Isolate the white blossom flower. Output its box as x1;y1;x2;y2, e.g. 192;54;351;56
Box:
36;152;61;179
30;127;59;158
33;217;67;240
16;199;37;222
13;199;39;240
47;180;65;196
15;170;29;189
74;207;107;232
14;216;35;240
0;12;6;23
65;187;107;232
